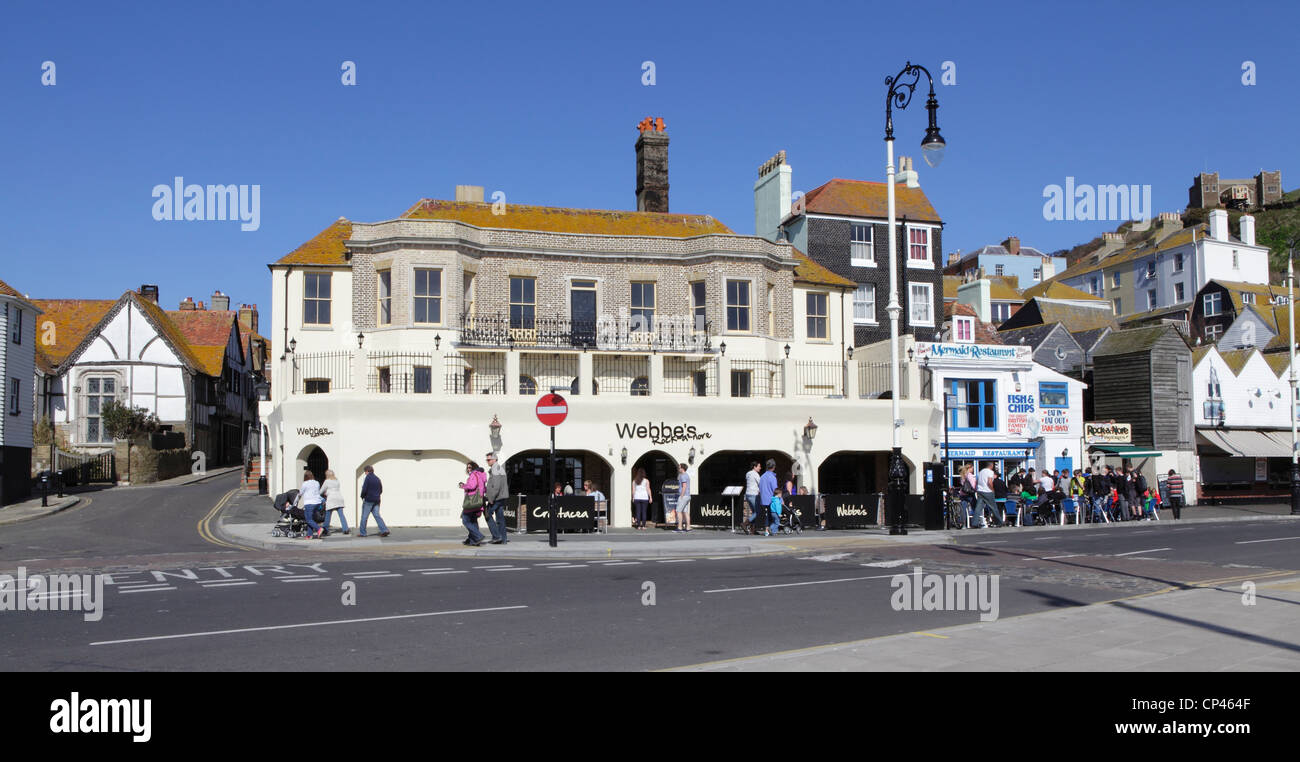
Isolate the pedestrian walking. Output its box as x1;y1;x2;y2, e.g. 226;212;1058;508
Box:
975;462;1005;528
298;470;325;539
743;461;761;534
320;469;350;535
758;459;778;536
584;479;607;531
484;452;509;544
675;463;692;532
358;465;390;537
1165;469;1185;519
459;460;487;546
768;486;785;536
632;468;652;529
1124;466;1141;520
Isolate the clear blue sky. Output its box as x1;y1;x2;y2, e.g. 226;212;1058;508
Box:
2;0;1296;313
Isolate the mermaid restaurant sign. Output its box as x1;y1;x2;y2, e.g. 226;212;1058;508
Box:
915;343;1032;361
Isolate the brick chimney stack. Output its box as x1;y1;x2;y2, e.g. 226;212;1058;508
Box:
211;290;230;312
1001;236;1021;256
138;284;159;304
179;297;196;311
239;303;259;333
635;117;669;213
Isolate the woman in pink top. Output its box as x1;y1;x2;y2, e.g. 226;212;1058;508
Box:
459;460;487;546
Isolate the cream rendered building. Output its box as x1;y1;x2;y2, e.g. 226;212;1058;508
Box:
262;194;944;529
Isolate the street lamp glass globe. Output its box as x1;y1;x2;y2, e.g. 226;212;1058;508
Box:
921;133;946;168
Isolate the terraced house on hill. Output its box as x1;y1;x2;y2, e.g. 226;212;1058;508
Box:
262;123;948;530
33;287;267;478
1045;209;1269;327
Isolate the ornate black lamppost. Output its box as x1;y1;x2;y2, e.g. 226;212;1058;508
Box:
883;62;946;536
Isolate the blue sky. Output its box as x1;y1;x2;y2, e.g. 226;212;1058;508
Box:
2;0;1296;313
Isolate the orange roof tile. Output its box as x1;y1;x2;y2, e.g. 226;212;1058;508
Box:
0;278;24;299
1021;280;1104;301
801;179;941;223
168;310;240;376
29;299;118;367
276;217;352;266
402;200;734;238
792;249;856;288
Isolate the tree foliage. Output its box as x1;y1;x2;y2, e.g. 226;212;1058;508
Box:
100;401;160;442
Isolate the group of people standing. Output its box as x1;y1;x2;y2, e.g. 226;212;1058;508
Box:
954;461;1186;526
295;465;390;539
741;459;815;535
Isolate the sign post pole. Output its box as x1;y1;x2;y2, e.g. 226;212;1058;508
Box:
536;391;569;548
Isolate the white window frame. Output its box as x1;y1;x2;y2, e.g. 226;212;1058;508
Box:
953;315;975;343
725;279;752;334
1112;271;1121;288
909;282;934;326
11;307;21;345
1032;267;1042;282
853;284;877;325
1242;292;1255;305
1173;252;1184;272
905;225;935;269
82;375;119;444
303;272;332;326
806;292;829;341
689;280;706;333
1147;289;1157;310
1145;260;1156;279
1174;282;1185;302
9;378;19;415
377;270;392;326
630;281;656;333
1113;297;1122;315
1204;292;1222;317
413;268;443;325
850;224;874;267
995;264;1004;277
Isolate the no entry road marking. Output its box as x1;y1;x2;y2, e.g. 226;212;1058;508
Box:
90;605;530;646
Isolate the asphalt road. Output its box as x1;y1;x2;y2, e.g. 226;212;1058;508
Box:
1;482;1296;671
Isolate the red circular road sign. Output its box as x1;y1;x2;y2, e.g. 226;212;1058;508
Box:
535;393;569;427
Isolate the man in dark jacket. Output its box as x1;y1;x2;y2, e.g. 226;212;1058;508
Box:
358;465;390;537
484;452;510;544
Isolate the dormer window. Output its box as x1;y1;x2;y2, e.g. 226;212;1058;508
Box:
953;315;975;343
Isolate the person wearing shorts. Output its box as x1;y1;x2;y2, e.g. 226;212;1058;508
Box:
675;463;692;532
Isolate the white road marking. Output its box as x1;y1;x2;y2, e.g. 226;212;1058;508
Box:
602;561;641;566
974;541;1007;545
705;556;746;561
861;559;914;568
118;586;177;594
90;605;530;646
409;568;454;572
345;571;392;576
201;581;257;588
1112;548;1172;556
658;559;694;563
705;574;897;594
474;565;517;569
544;564;588;569
486;567;527;572
536;562;576;567
421;570;468;576
1235;536;1300;545
279;577;332;583
1039;554;1086;560
345;573;402;579
116;583;173;590
801;553;853;562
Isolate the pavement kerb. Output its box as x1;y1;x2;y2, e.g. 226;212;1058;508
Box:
210;503;1300;559
0;497;83;527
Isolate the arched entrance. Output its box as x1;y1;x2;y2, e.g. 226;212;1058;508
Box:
631;449;678;525
359;449;470;527
817;450;896;494
295;445;329;483
698;450;794;494
506;449;613;500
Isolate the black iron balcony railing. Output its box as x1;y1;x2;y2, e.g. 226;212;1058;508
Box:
458;312;713;352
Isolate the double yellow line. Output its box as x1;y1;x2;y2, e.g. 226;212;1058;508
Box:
197;487;255;550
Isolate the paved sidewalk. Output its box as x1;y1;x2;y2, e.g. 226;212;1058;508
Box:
217;494;1300;557
0;490;87;526
672;573;1300;671
124;464;243;488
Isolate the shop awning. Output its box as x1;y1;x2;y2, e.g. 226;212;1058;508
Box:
1197;429;1294;458
1089;445;1163;457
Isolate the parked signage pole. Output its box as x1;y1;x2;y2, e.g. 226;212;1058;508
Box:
537;391;570;546
1289;251;1299;515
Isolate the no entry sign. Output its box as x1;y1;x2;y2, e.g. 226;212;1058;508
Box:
535;393;568;427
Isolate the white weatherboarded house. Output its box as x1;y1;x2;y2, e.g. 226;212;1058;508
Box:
1;277;41;503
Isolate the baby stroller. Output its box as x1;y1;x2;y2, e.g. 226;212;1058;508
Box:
270;489;322;538
1031;491;1063;525
778;503;803;535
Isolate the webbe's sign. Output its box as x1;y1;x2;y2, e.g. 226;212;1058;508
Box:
822;494;880;529
691;494;733;527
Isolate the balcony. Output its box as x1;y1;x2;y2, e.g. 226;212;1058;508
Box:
458;313;713;353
